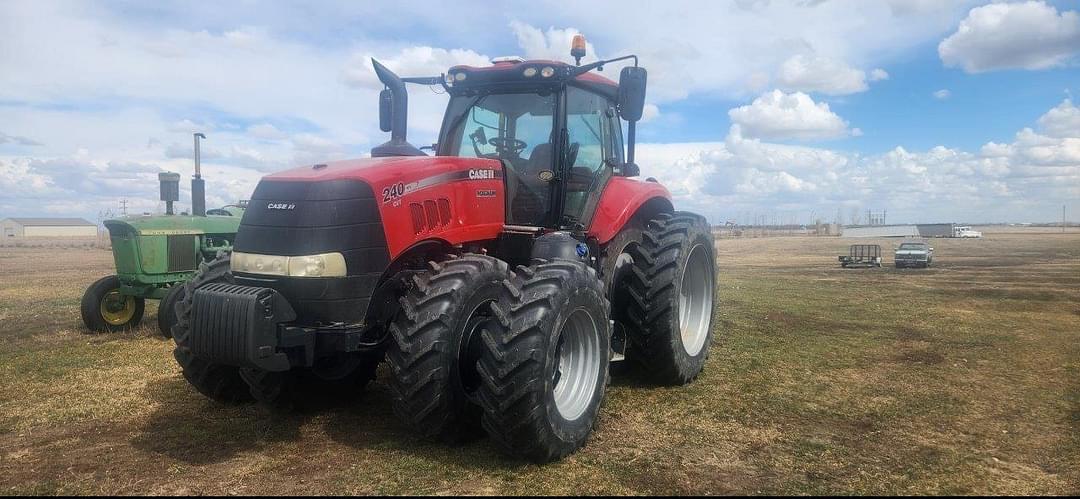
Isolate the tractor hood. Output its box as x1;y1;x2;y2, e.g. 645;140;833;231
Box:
104;213;242;236
235;155;508;324
243;155;507;265
263;156;502;187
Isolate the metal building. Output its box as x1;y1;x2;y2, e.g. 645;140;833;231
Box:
841;225;920;238
1;218;98;238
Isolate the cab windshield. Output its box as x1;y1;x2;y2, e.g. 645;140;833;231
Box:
438;87;623;228
440;92;556;225
898;243;926;250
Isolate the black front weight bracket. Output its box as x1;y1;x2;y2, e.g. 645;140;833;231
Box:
191;283;378;372
191;283;297;372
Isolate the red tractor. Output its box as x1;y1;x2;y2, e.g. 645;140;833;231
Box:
172;37;717;462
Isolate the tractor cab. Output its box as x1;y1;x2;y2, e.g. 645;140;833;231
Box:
436;61;625;228
372;39;648;233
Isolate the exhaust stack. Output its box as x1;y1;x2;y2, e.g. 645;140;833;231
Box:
370;59;425;157
192;132;206;217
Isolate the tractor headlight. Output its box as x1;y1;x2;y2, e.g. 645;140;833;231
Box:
231;252;347;278
231;252;287;276
287;253;347;277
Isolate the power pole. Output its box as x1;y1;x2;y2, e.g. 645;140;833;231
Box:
119;199;128;216
1065;204;1068;233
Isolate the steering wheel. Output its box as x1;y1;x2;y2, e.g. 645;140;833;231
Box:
488;137;527;156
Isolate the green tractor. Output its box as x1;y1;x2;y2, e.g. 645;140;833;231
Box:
81;133;245;337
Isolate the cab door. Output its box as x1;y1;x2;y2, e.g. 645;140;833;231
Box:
560;86;623;229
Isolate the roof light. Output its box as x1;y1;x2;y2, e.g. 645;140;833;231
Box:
571;34;587;65
523;67;537;77
444;73;455;86
541;66;555;78
492;56;525;64
454;72;467;82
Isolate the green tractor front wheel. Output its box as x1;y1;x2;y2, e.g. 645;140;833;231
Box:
81;275;145;333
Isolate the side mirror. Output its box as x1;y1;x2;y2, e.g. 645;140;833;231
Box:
378;89;393;133
617;66;647;122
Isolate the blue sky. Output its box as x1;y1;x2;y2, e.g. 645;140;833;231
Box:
1;0;1078;225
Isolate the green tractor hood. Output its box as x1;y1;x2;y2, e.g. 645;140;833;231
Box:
104;213;242;237
104;213;243;293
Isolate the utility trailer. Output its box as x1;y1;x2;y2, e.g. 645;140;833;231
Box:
839;244;882;268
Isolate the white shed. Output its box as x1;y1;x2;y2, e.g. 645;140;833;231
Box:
1;218;98;238
841;225;920;238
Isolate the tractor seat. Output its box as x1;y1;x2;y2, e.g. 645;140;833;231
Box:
529;142;553;173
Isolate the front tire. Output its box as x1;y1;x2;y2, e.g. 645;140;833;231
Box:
477;259;610;463
386;254;511;441
80;275;144;333
625;212;717;385
171;254;252;404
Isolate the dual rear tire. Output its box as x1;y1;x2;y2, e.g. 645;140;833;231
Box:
621;212;717;385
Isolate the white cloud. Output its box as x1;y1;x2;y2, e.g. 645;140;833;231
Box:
247;123;288;141
634;97;1080;224
933;89;951;100
0;132;42;146
728;90;852;141
869;68;890;82
939;1;1080;73
509;21;598;64
640;104;661;123
776;53;871;95
1036;98;1080;138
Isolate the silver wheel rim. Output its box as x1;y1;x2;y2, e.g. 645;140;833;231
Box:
552;308;601;421
679;244;714;356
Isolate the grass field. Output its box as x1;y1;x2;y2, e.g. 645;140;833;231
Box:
1;232;1078;495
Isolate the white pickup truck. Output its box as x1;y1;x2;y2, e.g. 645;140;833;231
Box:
953;226;982;238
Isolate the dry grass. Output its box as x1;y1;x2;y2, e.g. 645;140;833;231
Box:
0;234;1077;495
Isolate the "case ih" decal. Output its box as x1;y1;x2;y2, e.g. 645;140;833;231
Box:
382;169;503;204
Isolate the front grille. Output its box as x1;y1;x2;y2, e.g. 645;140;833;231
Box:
167;234;198;272
235;179;391;324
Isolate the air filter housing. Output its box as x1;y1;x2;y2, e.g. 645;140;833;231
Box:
159;172;181;215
